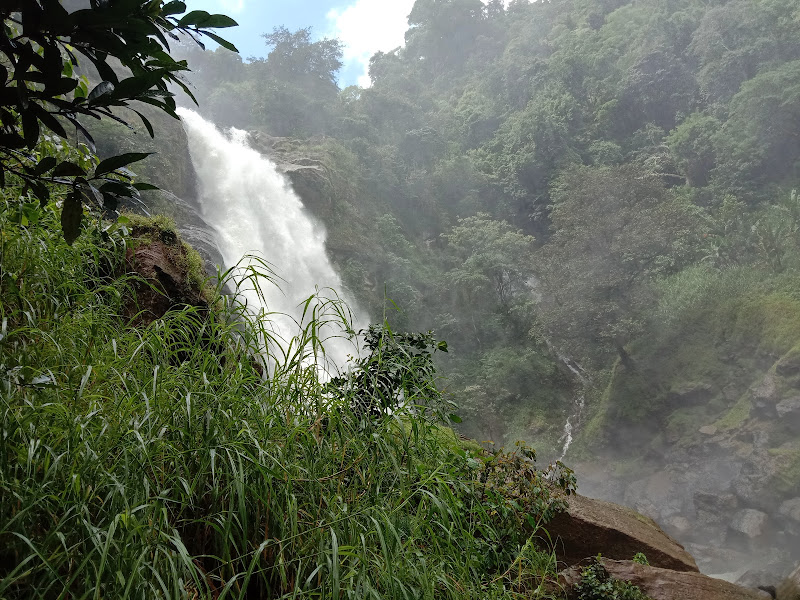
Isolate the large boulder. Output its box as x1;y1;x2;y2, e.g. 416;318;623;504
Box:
750;373;780;420
732;452;783;514
776;397;800;429
730;509;770;539
779;498;800;523
544;493;699;572
694;490;739;528
124;224;208;326
623;471;685;523
562;559;768;600
778;563;800;600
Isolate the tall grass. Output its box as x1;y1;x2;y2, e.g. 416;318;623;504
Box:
0;202;571;599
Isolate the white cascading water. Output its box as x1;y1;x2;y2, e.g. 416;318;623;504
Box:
177;108;367;369
556;356;589;462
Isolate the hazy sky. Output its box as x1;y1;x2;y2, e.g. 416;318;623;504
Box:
185;0;416;87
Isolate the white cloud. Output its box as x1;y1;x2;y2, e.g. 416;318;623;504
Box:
327;0;416;87
328;0;513;87
217;0;246;14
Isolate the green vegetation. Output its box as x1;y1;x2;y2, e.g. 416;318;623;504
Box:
6;0;800;592
0;0;237;241
0;188;576;597
168;0;800;450
574;559;652;600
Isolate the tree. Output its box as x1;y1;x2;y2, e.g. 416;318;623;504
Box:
536;165;697;366
239;27;343;136
326;324;448;419
689;0;800;104
262;27;342;89
713;61;800;197
443;213;535;314
405;0;487;76
0;0;237;242
666;112;720;188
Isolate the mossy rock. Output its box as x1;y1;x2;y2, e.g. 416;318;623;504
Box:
122;214;211;326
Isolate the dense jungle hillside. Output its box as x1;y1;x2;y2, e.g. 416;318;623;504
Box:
4;0;800;596
126;0;800;578
152;0;800;451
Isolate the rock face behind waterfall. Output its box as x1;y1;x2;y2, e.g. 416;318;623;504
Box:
246;131;335;214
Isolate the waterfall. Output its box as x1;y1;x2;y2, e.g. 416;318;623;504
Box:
556;355;589;462
177;108;367;369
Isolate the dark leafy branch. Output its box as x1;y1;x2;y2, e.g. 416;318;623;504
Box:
0;0;238;243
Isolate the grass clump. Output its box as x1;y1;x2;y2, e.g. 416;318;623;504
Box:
0;201;573;599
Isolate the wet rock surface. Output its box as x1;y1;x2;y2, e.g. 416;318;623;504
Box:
730;509;770;539
544;493;699;572
145;190;225;277
573;343;800;583
246;131;334;214
777;563;800;600
779;498;800;523
561;559;767;600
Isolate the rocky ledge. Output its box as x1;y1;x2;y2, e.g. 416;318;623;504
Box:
561;559;769;600
549;492;796;599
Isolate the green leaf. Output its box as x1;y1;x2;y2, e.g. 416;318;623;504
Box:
99;181;138;199
61;192;82;245
177;10;210;25
31;103;68;138
30;181;51;205
448;414;462;424
53;161;87;177
196;14;238;28
44;77;79;96
162;1;186;15
94;152;152;178
178;10;237;28
74;80;88;99
203;31;239;53
87;81;115;103
33;156;57;176
133;182;159;191
132;109;155;137
21;109;40;149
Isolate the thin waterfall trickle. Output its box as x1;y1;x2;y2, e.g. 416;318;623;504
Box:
556;355;589;462
177;108;368;369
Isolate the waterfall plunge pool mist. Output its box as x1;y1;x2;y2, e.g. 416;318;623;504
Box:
177;108;368;370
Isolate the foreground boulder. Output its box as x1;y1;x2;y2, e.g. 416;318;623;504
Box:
778;563;800;600
562;559;768;600
124;222;209;326
545;493;699;572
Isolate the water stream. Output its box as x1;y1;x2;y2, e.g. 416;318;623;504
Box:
177;108;367;369
556;355;589;461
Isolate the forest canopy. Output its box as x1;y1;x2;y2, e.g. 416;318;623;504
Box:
171;0;800;446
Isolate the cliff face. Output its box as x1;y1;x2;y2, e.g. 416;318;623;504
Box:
573;287;800;580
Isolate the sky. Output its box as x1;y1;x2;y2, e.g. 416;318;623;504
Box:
184;0;417;87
